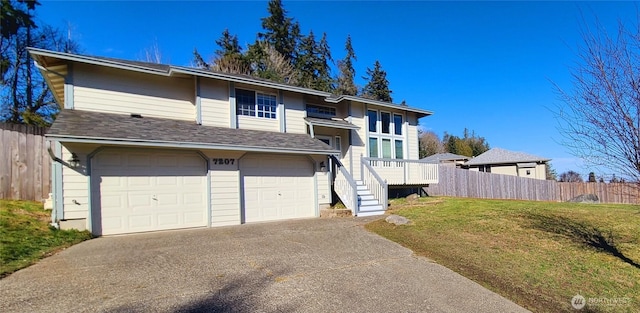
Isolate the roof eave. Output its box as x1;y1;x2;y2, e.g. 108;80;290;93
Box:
170;67;332;97
45;134;340;155
325;95;434;117
465;159;551;166
28;47;170;76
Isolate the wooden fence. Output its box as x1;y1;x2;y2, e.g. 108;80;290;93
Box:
424;165;639;204
0;123;51;201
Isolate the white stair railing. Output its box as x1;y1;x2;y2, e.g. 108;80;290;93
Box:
361;156;388;210
330;155;358;214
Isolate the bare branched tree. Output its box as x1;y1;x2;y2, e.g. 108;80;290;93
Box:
211;54;251;75
140;38;163;64
558;170;584;183
253;41;299;85
553;17;640;183
419;130;444;158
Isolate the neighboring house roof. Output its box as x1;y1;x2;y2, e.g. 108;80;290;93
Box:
420;153;470;163
27;48;433;117
304;117;360;130
47;110;339;155
464;148;550;166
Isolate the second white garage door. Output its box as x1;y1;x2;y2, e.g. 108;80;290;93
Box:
92;149;208;235
241;154;315;223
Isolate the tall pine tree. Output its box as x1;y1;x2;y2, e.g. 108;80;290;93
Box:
295;31;333;91
214;29;242;57
257;0;299;63
336;35;357;96
315;32;333;92
295;30;319;89
212;29;249;74
362;60;392;102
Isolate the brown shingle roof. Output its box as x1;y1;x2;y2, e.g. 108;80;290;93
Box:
47;110;337;154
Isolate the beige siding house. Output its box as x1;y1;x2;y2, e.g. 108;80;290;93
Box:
463;148;549;180
31;48;438;236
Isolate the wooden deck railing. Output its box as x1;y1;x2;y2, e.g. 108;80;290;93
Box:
363;157;439;185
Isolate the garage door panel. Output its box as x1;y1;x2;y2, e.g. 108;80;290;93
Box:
157;213;180;226
128;194;153;210
129;215;153;229
156;194;178;206
94;150;207;235
157;176;177;186
102;216;123;232
128;176;153;187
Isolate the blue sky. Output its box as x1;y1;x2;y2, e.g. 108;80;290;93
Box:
36;1;638;178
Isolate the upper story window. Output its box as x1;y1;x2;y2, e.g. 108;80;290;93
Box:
368;110;403;135
307;104;336;119
236;88;277;119
368;109;405;159
394;114;403;135
368;110;377;132
381;112;391;134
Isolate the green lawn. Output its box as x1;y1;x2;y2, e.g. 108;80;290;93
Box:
0;200;92;278
366;197;640;313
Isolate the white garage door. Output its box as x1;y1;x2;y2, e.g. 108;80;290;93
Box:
92;149;207;235
241;154;315;223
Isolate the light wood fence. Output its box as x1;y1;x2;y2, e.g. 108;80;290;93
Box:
425;165;639;204
0;123;51;201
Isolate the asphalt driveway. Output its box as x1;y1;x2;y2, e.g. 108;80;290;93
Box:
1;217;529;313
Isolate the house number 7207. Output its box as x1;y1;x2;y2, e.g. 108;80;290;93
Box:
213;158;235;165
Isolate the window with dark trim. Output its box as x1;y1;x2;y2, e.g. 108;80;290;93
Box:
307;104;336;118
394;114;403;135
236;88;277;119
369;137;378;158
395;140;403;159
381;112;391;134
368;110;377;132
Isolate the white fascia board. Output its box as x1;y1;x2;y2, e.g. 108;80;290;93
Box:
304;119;360;130
28;48;169;76
45;135;340;156
325;95;434;116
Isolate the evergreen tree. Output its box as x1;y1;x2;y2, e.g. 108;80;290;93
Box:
295;30;318;89
295;31;333;91
258;0;299;63
212;29;249;74
214;29;242;57
442;129;490;157
315;32;333;92
192;48;210;70
335;35;357;96
362;60;392;102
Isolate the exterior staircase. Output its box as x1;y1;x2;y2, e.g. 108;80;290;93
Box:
356;181;385;216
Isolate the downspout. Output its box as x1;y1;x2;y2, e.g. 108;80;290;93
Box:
46;140;69;228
